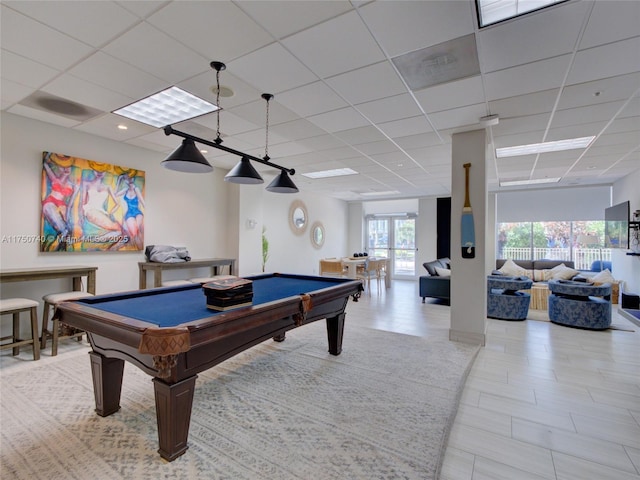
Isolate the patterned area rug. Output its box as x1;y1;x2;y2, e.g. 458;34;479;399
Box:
1;322;479;480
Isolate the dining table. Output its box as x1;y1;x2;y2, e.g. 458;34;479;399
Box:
341;257;390;288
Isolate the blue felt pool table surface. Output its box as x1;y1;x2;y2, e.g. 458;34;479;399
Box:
77;274;352;328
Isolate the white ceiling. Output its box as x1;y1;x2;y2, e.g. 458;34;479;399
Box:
1;0;638;201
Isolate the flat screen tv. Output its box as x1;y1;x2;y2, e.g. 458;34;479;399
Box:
605;201;629;249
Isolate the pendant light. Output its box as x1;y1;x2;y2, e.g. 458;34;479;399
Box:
262;94;299;193
161;138;213;173
162;60;299;192
224;156;264;184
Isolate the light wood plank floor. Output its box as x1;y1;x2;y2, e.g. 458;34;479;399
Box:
350;280;640;480
3;279;639;479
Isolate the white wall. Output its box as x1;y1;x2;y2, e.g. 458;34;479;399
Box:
611;168;640;296
0;113;234;298
258;190;349;276
0;112;349;294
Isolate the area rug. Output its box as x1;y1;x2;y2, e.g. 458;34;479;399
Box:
0;321;479;480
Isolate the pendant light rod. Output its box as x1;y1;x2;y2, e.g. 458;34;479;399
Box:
163;125;296;176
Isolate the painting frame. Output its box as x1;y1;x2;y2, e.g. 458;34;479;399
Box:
40;151;145;252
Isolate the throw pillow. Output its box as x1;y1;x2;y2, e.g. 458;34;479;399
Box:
549;263;579;280
423;261;441;276
591;268;615;283
499;259;528;277
435;266;451;277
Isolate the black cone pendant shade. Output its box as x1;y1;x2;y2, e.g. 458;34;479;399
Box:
224;157;264;184
266;170;299;193
162;138;213;173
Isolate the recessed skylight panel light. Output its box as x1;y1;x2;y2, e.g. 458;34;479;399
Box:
113;86;219;128
302;168;358;179
500;177;561;187
477;0;567;27
496;136;595;158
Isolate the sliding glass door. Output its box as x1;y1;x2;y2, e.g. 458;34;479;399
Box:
366;215;416;279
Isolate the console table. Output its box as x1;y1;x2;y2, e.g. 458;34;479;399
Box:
0;265;97;294
548;279;612;330
138;258;235;289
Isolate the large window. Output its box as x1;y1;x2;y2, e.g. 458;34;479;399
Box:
497;220;609;270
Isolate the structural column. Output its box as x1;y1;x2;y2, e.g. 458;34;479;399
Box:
450;129;487;346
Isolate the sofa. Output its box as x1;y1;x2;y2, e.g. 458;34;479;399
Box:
420;258;451;303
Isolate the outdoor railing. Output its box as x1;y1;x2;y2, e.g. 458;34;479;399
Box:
500;247;611;271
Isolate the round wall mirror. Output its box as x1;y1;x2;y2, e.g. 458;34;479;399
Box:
311;222;324;249
289;200;308;235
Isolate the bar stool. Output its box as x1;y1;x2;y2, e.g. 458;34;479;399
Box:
0;298;41;360
41;291;93;356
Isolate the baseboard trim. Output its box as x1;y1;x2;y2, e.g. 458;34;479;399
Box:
449;328;485;346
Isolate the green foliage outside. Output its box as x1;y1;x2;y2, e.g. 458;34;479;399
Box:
262;226;269;272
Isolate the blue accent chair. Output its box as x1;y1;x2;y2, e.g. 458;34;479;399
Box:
487;276;533;321
548;280;612;330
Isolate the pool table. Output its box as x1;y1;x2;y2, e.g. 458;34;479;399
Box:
54;273;362;461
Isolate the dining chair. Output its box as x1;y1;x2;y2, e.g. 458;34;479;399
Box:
319;259;346;277
357;259;382;293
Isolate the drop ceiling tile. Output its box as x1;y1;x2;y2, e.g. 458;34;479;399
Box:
147;1;272;61
333;125;387;146
477;0;588;73
230;98;299;127
228;43;318;94
269;119;328;142
178;69;262;110
297;134;348;152
558;73;640;110
491;115;550;137
358;0;475;57
236;1;353;40
0;49;60;88
356;93;422;124
307;106;370;132
43;74;133;112
276;81;348;118
68;52;167;101
5;0;139;47
1;6;94;70
580;0;640;50
325;61;407;105
489;89;559;118
116;0;167;18
191;110;257;137
0;78;35;109
414;76;485;114
74;113;157;140
282;10;385;78
545;122;606;142
356;140;400;156
6;104;80;128
428;103;487;131
484;55;571;101
568;37;640;85
379;115;434;139
394;131;446;150
551;101;625;128
103;23;209;84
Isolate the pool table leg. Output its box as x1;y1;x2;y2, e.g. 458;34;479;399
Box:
153;375;197;462
89;351;124;417
326;312;345;355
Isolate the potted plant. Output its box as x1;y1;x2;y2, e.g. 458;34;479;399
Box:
262;226;269;272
